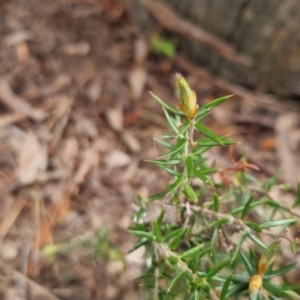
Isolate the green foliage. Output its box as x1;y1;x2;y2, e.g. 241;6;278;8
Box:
130;76;300;299
151;34;176;58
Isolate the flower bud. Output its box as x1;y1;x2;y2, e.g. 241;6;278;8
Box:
258;239;280;276
249;274;262;296
175;73;199;120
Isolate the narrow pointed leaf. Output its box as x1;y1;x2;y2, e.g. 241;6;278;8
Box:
245;221;262;232
162;134;175;139
263;281;294;298
180;244;204;260
248;232;267;249
195;137;236;146
211;227;219;248
158;164;181;177
183;183;198;203
192;145;212;156
153;221;163;243
128;238;148;254
231;274;250;284
164;228;186;241
148;191;167;202
250;291;260;300
176;120;191;137
202;95;233;110
167;271;185;293
136;207;145;222
166;173;184;195
163;107;180;134
129;230;154;239
195;110;211;123
292;240;297;253
158;138;187;159
146;159;181;165
293;182;300;207
209;218;229;228
226;283;248;297
261;219;296;229
241;193;254;219
154;138;173;149
264;262;298;279
220;274;233;300
196;247;211;260
169;228;187;249
206;258;231;279
231;232;248;263
186;155;194;181
240;252;253;275
150;92;185;116
230;200;267;215
153;210;165;243
193;170;211;185
195;123;224;145
213;193;220;212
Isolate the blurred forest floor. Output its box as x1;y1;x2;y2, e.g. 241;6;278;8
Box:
0;1;300;299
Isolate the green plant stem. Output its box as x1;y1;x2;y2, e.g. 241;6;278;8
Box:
189;122;195;148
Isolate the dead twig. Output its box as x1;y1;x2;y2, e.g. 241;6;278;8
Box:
0;79;47;121
141;0;252;66
0;198;25;244
0;113;26;127
0;259;61;300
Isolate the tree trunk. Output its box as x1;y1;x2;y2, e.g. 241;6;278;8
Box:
124;0;300;97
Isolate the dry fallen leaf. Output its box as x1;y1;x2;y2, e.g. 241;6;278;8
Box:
62;41;90;56
0;80;47;121
75;117;99;138
16;42;30;63
85;75;103;102
128;67;147;99
106;105;124;132
59;137;79;171
105;150;130;169
73;147;99;184
121;130;141;153
4;30;33;46
4;127;48;185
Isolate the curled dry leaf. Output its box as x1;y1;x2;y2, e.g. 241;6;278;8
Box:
105;150;130;169
4;30;33;46
59;137;79;171
133;38;148;65
73;147;99;184
62;41;90;56
129;67;147;99
3;127;48;186
0;240;19;261
75;117;99;138
106;105;124;132
16;42;30;63
0;80;47;121
121;130;141;153
17;132;48;185
85;75;103;102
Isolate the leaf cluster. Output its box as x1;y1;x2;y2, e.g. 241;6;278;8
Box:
130;83;300;300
